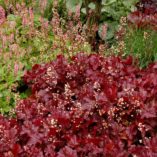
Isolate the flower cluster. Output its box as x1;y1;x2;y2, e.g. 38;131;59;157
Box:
0;53;157;156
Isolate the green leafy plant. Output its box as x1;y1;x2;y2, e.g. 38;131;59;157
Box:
112;26;157;68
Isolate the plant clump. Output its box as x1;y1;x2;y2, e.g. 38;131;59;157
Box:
0;53;157;156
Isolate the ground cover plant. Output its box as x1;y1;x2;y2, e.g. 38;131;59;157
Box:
0;53;157;156
0;0;157;156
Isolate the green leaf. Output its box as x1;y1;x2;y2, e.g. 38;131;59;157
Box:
7;14;17;21
81;8;86;14
88;2;95;10
7;14;21;25
66;0;82;12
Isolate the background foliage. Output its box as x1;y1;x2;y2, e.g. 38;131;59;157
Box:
66;0;139;42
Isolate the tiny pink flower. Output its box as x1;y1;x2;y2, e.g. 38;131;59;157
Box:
101;24;108;40
29;8;34;27
75;5;81;20
2;35;7;47
9;33;14;43
22;14;28;26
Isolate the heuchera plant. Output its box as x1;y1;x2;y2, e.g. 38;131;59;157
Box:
0;53;157;156
128;0;157;30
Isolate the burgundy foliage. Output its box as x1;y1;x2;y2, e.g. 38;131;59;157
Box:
0;53;157;156
128;0;157;30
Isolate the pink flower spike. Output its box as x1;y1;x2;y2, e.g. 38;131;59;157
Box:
14;62;19;76
101;24;108;40
22;14;28;26
29;8;34;27
0;6;5;25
